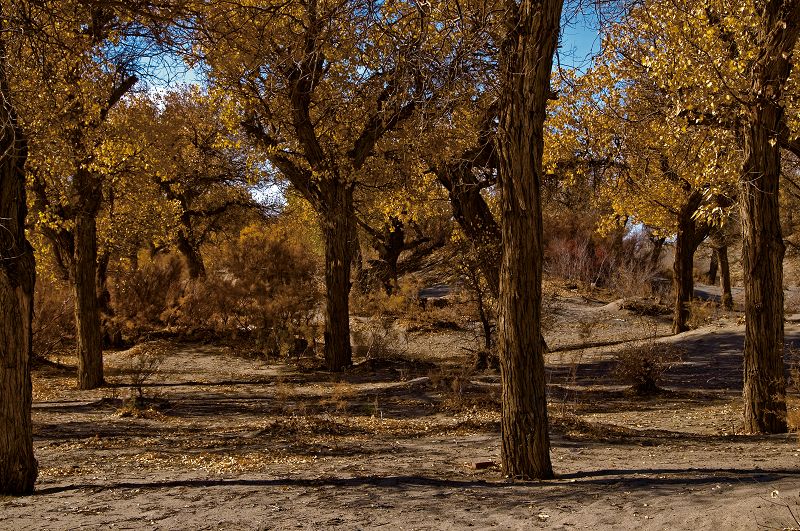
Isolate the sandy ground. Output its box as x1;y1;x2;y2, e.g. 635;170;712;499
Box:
3;287;800;530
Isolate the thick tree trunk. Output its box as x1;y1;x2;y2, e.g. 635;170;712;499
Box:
672;230;694;334
717;245;733;311
176;229;205;279
495;0;562;480
671;190;708;334
737;1;800;434
321;182;354;371
73;212;103;389
0;58;38;494
740;105;788;433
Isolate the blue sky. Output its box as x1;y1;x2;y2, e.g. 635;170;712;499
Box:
559;8;603;71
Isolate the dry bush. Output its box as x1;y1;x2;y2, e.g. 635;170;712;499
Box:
546;236;608;287
613;335;685;395
785;291;800;314
176;226;322;356
351;315;407;360
787;344;800;394
122;341;169;398
112;253;184;327
687;300;720;329
428;364;475;407
32;276;74;361
351;276;421;317
620;298;670;317
608;256;661;299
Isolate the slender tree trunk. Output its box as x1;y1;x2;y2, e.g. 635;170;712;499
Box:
649;236;665;271
738;1;800;434
717;245;733;310
73;211;103;389
321;182;354;371
0;49;38;494
495;0;562;480
176;229;205;279
96;249;112;316
707;249;718;285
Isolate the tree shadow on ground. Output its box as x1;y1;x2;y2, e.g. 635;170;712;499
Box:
34;466;800;496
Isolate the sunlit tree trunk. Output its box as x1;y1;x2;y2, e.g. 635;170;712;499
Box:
73;206;104;389
495;0;562;480
321;181;354;371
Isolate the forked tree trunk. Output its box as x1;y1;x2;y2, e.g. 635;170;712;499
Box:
738;1;800;434
495;0;562;480
0;56;38;494
438;162;502;298
649;236;666;271
717;246;733;311
321;181;354;371
73;211;104;389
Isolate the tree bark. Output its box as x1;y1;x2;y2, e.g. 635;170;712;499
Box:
321;181;354;371
73;210;104;389
717;245;733;311
672;192;705;334
176;229;206;279
738;1;800;434
495;0;562;480
707;249;718;285
0;43;38;494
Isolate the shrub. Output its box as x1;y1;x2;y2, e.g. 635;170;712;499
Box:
111;253;184;327
613;340;685;395
124;341;169;398
351;314;407;360
32;276;74;361
176;225;322;356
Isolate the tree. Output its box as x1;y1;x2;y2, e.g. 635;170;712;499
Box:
0;10;38;495
112;90;270;280
622;0;800;432
11;1;165;389
191;0;479;370
495;0;563;480
558;37;739;334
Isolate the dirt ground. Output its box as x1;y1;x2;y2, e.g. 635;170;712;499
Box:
3;285;800;530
